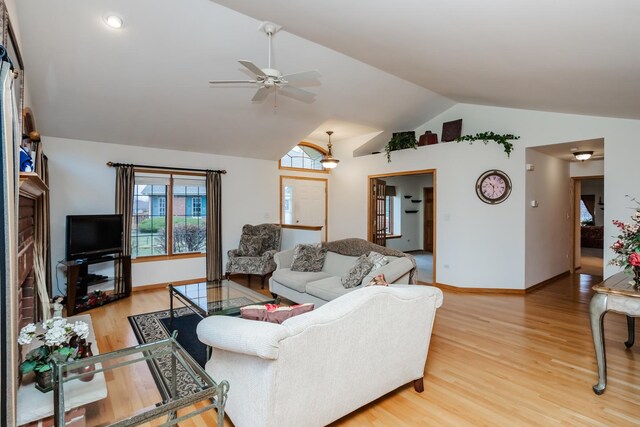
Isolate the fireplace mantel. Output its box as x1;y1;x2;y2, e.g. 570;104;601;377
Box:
19;172;47;198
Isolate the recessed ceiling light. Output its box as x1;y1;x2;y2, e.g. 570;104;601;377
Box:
104;15;124;29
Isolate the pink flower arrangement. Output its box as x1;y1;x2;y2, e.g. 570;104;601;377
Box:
629;253;640;267
609;197;640;278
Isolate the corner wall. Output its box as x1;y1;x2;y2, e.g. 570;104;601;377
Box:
330;103;640;289
524;149;570;288
45;136;280;292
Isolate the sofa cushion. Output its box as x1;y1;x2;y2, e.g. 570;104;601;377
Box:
361;257;414;286
367;251;389;270
272;268;332;293
240;303;314;324
366;274;389;287
321;252;360;276
341;254;374;288
291;244;328;272
237;235;265;257
305;276;355;301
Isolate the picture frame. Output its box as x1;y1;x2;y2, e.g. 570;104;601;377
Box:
0;2;25;145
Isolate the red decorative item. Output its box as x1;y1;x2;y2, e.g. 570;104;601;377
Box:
77;340;95;382
418;131;439;146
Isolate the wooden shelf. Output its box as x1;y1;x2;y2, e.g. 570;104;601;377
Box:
19;172;48;198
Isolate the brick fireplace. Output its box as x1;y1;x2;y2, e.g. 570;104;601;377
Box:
18;195;38;328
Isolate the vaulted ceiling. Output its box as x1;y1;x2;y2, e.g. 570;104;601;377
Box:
15;0;640;160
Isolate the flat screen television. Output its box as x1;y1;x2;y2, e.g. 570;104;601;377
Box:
66;214;123;261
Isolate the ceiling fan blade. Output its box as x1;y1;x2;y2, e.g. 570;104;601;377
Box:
252;87;271;102
281;70;321;81
278;86;316;103
239;60;267;77
209;80;257;84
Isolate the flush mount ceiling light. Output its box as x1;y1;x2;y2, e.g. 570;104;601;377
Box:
573;150;594;161
104;15;124;29
320;131;339;169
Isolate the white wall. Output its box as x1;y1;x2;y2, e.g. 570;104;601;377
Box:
45;136;280;292
329;103;640;289
384;174;433;252
581;179;605;226
570;159;604;177
281;228;322;250
524;149;570;288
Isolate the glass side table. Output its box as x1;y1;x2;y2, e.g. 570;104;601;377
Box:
52;333;229;426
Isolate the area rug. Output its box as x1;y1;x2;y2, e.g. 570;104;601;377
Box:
128;307;209;399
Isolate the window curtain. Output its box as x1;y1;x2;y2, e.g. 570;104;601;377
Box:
32;141;51;318
206;171;222;282
115;165;134;295
581;194;595;219
386;186;397;197
1;46;19;425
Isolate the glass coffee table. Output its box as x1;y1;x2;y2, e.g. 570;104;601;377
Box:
169;279;276;323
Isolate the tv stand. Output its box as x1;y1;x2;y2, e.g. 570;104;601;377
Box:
64;254;131;315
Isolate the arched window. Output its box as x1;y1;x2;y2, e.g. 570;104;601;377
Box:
279;142;328;173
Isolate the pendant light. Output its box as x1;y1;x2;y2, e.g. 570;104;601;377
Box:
320;131;340;169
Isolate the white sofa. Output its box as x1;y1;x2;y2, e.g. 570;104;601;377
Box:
196;284;443;427
269;247;415;306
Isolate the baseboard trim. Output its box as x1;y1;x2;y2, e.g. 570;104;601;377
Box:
430;270;571;294
525;270;570;293
132;277;206;292
433;282;524;294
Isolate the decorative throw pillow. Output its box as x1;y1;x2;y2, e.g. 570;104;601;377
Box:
366;274;389;287
240;303;315;324
291;244;327;272
341;254;374;288
367;251;389;270
237;235;265;257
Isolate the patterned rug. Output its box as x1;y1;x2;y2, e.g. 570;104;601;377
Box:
128;297;255;399
128;307;208;400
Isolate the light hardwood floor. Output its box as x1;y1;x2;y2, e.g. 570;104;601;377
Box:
86;273;639;426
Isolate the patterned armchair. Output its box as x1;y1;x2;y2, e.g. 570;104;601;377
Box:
225;224;282;288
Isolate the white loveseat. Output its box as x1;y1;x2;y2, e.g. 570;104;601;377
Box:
269;238;416;306
196;284;443;427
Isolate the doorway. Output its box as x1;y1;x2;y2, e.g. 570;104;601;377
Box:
280;176;328;241
368;170;436;284
571;176;605;276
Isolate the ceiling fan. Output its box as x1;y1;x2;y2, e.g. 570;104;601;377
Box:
208;22;321;103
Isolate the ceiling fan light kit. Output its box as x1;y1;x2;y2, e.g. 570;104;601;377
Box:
209;21;320;104
320;131;340;169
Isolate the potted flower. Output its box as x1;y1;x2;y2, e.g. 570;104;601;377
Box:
18;318;89;391
384;131;418;162
610;198;640;287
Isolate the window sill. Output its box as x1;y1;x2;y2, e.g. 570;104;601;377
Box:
386;234;402;239
132;252;206;264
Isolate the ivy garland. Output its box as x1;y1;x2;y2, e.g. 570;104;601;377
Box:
456;132;521;157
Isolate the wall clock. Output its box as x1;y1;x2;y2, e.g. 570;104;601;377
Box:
476;170;512;204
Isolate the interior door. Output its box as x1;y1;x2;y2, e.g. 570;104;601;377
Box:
370;178;387;246
281;177;327;240
423;187;434;252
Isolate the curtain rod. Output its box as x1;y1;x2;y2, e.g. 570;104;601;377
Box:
106;161;226;174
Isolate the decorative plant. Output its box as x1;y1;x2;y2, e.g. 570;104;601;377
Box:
456;131;521;157
18;318;89;374
384;132;418;162
610;196;640;285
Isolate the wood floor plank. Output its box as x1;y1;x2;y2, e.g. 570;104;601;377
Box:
82;274;639;426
